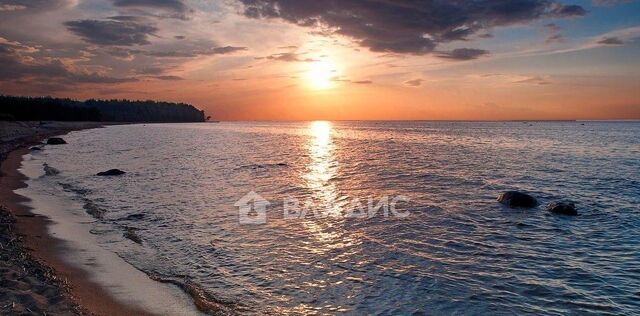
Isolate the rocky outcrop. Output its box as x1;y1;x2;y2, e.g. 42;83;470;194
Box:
546;201;578;216
497;191;538;208
96;169;126;176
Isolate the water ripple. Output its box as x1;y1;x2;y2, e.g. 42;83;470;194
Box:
30;121;640;315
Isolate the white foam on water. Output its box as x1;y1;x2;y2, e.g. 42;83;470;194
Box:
16;153;204;316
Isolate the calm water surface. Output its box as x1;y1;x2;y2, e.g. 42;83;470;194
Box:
27;121;640;315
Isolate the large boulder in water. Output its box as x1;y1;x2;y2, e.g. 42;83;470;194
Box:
96;169;126;176
46;137;67;145
497;191;538;208
546;201;578;216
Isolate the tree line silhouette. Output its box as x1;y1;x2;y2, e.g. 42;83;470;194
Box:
0;95;206;122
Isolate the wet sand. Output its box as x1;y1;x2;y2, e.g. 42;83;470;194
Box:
0;121;150;315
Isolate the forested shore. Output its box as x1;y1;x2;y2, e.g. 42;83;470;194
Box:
0;95;206;122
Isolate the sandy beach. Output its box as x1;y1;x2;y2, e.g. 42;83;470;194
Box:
0;121;150;315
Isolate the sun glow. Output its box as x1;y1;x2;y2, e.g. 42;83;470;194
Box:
305;60;337;90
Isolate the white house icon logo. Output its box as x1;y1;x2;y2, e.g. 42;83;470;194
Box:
234;191;270;225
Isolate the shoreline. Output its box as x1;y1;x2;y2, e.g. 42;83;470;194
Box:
0;121;150;315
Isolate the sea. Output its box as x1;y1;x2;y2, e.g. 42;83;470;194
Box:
17;121;640;315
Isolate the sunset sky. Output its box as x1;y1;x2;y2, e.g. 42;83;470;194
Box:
1;0;639;120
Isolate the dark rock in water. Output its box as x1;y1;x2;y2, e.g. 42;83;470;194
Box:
497;191;538;208
30;147;42;151
96;169;126;176
123;227;143;244
546;201;578;216
83;201;105;219
124;213;145;220
46;137;67;145
43;163;60;176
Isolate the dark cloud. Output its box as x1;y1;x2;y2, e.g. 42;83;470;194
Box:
107;15;146;22
105;47;144;59
65;19;158;46
110;0;189;18
549;4;587;17
544;23;561;33
545;33;563;43
0;40;136;87
104;44;246;59
597;37;625;45
544;23;563;43
352;80;372;84
112;0;186;12
135;66;164;75
239;0;586;55
144;51;194;57
150;75;184;80
592;0;633;6
256;52;317;62
144;46;247;58
437;48;489;60
212;46;248;54
0;44;64;80
72;72;138;84
0;0;76;11
404;79;424;87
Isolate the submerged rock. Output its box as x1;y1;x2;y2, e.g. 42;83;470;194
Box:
46;137;67;145
546;201;578;216
30;146;42;151
124;213;145;221
123;227;143;244
96;169;126;176
83;201;105;219
497;191;538;208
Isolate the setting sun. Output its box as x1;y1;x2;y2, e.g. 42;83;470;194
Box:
305;60;337;90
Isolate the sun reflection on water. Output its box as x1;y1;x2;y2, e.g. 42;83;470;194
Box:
307;121;333;182
301;121;349;250
305;121;339;213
